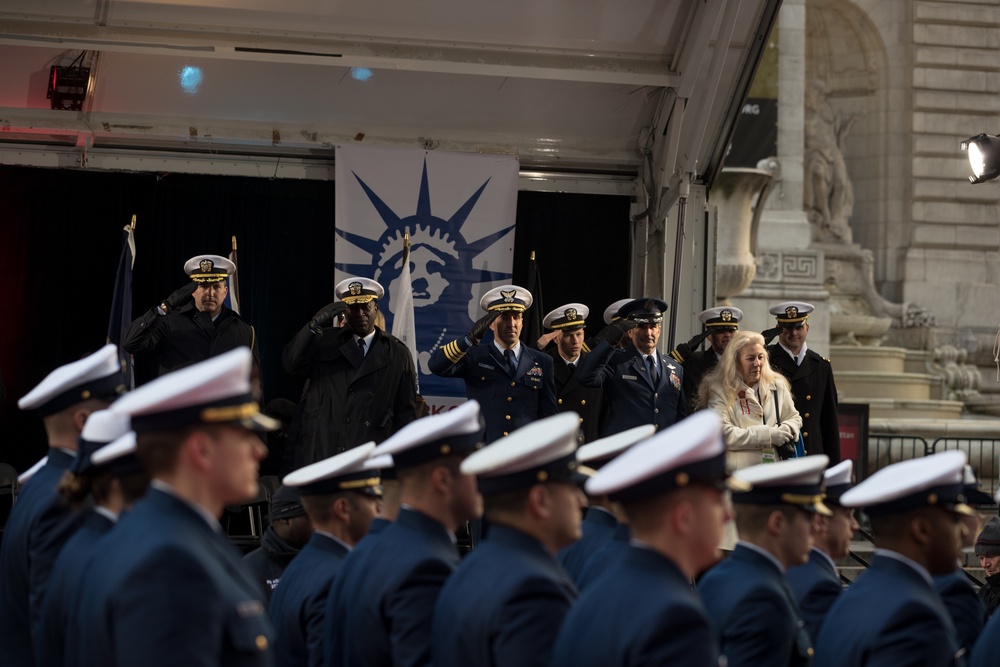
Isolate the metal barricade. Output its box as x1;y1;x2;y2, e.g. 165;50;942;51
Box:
863;435;931;480
930;437;1000;499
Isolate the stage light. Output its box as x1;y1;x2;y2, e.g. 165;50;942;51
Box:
47;65;91;111
961;133;1000;184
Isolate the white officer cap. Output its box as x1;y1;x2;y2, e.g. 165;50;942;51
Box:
962;464;994;506
17;456;47;486
90;431;144;476
823;459;854;505
587;411;748;502
733;455;833;516
372;399;485;469
283;442;382;497
480;285;533;313
73;410;133;476
110;347;277;433
461;412;584;495
336;277;385;305
839;450;974;516
542;303;590;331
184;254;236;283
19;344;125;416
365;453;397;481
576;424;656;471
603;299;632;325
769;301;814;326
699;307;743;330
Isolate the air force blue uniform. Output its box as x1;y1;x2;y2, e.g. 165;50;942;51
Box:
429;341;557;443
73;488;275;667
36;509;115;667
785;548;843;643
0;448;81;667
269;532;350;667
577;341;685;436
698;543;813;667
815;553;961;667
553;544;719;667
322;508;459;667
432;524;577;667
935;568;986;657
556;507;617;585
576;522;630;591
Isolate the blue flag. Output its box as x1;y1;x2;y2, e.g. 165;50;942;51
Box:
107;219;136;389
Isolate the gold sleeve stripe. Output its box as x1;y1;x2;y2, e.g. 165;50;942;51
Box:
443;340;466;364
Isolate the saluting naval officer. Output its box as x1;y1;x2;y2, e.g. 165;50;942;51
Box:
429;285;557;443
73;347;278;667
0;344;124;667
283;277;418;467
670;307;743;411
123;254;261;383
557;425;654;585
35;413;148;667
815;450;972;667
542;303;604;443
698;456;830;667
577;298;686;436
321;400;486;667
785;459;858;643
268;444;382;667
552;411;745;667
432;412;587;667
767;302;841;463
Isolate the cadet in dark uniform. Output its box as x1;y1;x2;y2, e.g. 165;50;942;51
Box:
542;303;603;443
242;485;313;602
268;445;382;667
283;277;418;466
785;459;858;642
37;425;149;667
577;298;686;436
699;456;831;667
321;400;486;667
557;425;653;585
553;411;743;667
670;307;743;411
0;344;124;667
933;464;991;658
432;412;586;667
123;254;261;382
815;450;971;667
429;285;557;443
73;347;278;667
767;302;841;463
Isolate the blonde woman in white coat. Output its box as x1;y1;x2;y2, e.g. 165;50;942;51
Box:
697;331;803;471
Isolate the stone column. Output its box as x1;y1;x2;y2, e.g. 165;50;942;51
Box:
733;0;830;355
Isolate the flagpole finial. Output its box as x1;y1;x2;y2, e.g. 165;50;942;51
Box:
530;250;536;261
129;214;136;230
231;235;237;250
403;232;410;250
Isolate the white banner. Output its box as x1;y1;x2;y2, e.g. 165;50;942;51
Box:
335;145;518;412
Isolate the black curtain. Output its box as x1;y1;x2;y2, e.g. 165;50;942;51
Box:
0;166;630;471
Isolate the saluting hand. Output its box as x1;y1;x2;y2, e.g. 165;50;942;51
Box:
468;311;500;345
161;282;197;312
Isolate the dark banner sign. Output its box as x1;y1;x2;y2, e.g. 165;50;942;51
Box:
726;97;778;168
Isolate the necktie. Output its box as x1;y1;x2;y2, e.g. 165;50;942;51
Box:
504;349;517;375
567;362;576;374
358;338;366;357
646;355;658;386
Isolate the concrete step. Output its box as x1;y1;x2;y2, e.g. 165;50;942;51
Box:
860;398;965;420
830;345;907;374
837;371;936;401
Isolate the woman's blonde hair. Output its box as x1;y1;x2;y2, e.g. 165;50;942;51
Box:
695;330;790;410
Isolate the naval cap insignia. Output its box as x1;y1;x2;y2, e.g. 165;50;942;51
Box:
199;259;213;273
721;309;732;322
785;306;798;318
501;289;516;303
565;308;578;320
349;281;363;295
